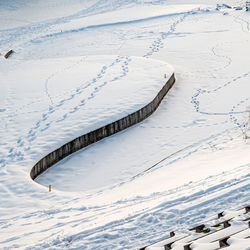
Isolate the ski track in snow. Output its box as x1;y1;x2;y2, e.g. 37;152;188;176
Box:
130;126;240;179
3;163;249;249
29;11;193;45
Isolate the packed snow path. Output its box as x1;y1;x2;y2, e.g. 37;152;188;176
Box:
0;0;250;249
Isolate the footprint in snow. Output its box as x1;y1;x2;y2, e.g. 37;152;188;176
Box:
42;113;48;121
34;121;40;129
66;94;75;101
56;100;65;107
40;123;50;132
48;108;55;114
88;94;94;100
24;147;30;152
56;114;67;122
28;130;35;138
99;82;107;88
70;107;79;113
79;100;85;106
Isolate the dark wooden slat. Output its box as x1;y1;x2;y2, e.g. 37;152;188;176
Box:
4;50;13;59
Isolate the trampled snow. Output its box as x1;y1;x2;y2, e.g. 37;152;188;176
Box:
0;0;249;249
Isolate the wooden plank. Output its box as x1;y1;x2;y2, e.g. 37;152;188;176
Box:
4;50;13;59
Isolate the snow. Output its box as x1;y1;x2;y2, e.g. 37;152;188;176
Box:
0;0;96;29
227;237;250;250
148;208;250;249
146;233;188;248
46;4;202;36
0;55;173;169
0;0;250;249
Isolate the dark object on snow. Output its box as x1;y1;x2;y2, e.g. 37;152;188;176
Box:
246;1;250;11
216;3;232;10
189;224;205;233
218;211;224;218
139;231;176;250
222;4;232;8
219;236;230;247
170;231;175;237
4;50;13;59
223;220;231;228
245;205;250;213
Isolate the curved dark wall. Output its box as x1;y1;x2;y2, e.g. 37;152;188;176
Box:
31;73;175;180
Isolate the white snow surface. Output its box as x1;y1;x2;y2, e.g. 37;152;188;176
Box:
1;55;173;165
0;0;250;249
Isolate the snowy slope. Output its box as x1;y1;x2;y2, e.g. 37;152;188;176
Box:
0;55;173;170
0;0;250;249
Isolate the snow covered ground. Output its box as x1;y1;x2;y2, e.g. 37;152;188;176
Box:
0;0;249;249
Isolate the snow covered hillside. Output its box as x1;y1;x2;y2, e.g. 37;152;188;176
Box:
0;0;249;249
